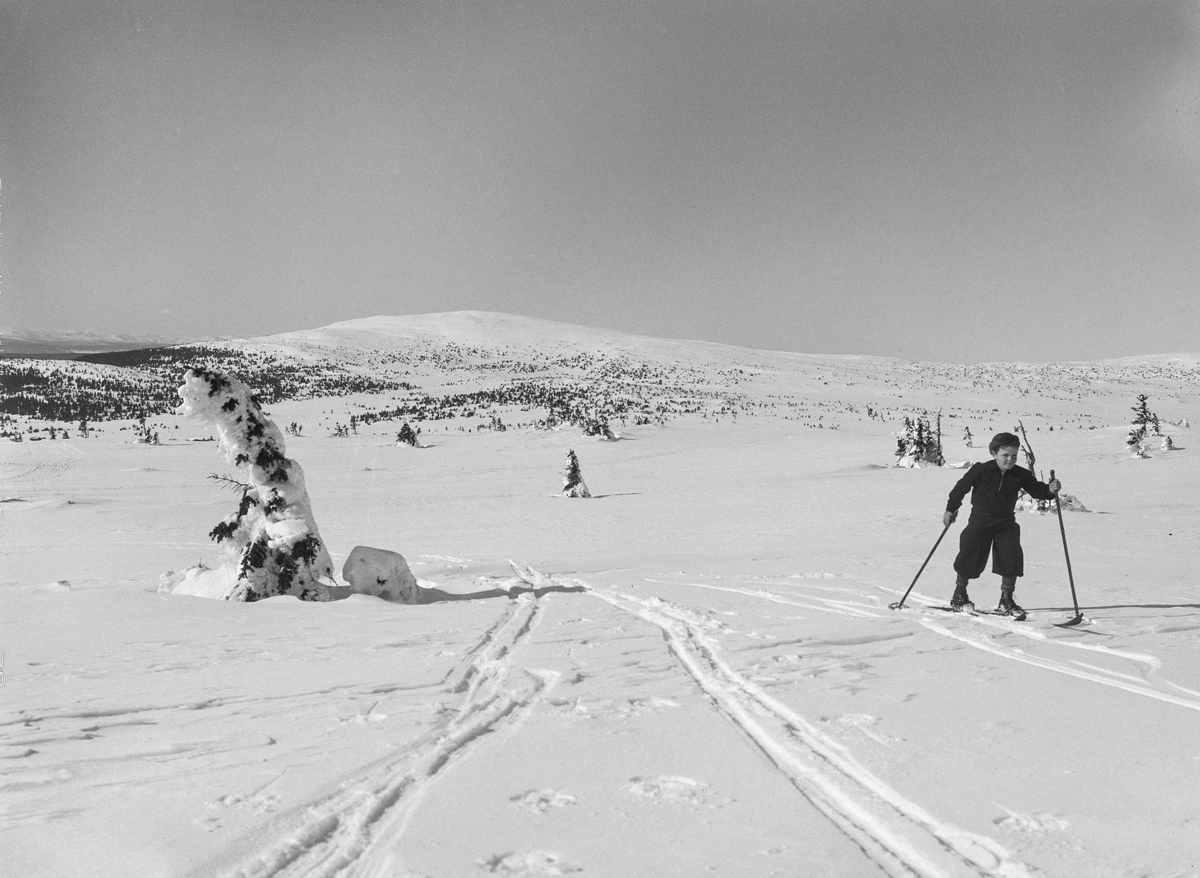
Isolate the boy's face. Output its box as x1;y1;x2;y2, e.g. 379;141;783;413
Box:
992;445;1020;471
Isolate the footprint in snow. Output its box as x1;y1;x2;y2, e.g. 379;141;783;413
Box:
994;808;1070;834
197;790;281;831
550;696;680;720
627;775;710;806
833;713;902;745
510;789;576;813
479;850;581;874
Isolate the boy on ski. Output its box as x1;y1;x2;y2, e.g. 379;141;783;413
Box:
943;432;1060;616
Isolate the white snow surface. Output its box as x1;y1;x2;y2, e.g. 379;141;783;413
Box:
2;313;1200;877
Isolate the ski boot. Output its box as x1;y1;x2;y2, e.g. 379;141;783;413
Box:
950;576;974;612
996;580;1026;620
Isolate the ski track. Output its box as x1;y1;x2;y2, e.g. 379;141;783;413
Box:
708;577;1199;714
673;575;1191;711
916;619;1200;714
514;569;1038;878
197;580;551;878
881;586;1162;668
869;587;1200;712
644;577;879;618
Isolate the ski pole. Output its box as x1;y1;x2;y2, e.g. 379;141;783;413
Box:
1050;469;1084;627
890;521;952;610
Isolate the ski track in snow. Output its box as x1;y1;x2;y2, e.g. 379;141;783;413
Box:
644;577;879;618
658;574;1196;714
500;566;1038;878
874;588;1200;713
916;619;1200;714
195;578;552;878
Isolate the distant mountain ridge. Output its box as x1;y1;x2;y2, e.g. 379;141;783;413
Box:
0;330;178;359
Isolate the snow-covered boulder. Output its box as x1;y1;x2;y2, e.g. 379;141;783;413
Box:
1057;492;1089;512
894;454;943;468
1016;492;1090;514
341;546;420;603
160;564;237;599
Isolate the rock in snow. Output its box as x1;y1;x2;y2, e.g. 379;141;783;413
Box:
341;546;421;604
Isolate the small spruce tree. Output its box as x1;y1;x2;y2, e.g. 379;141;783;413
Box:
895;413;943;466
583;417;617;440
396;422;420;447
562;449;591;498
1127;393;1161;455
1131;394;1162;435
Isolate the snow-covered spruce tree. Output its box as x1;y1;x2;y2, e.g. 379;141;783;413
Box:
894;414;943;467
1131;394;1161;436
583;417;617;441
562;448;591;498
1126;427;1147;458
1016;421;1051;512
396;422;420;447
894;416;915;464
931;411;946;466
1125;395;1157;458
178;368;335;601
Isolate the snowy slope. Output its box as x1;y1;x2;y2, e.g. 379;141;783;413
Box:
250;311;1200;425
2;313;1199;877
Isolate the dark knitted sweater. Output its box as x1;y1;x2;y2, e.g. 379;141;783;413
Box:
946;461;1056;520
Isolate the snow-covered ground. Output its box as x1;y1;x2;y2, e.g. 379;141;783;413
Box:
2;315;1199;877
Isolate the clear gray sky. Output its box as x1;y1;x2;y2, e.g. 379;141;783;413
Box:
0;1;1197;362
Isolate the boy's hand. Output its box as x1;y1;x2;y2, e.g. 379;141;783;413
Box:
1049;479;1061;495
943;510;957;527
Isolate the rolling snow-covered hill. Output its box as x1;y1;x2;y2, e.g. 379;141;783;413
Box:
7;311;1199;432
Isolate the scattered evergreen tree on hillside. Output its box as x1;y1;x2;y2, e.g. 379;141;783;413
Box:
583;417;617;440
1016;421;1050;511
396;422;420;447
562;449;591;498
1127;393;1161;457
1131;394;1161;435
895;413;943;467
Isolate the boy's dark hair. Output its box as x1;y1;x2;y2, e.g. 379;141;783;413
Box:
989;432;1021;454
